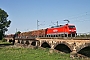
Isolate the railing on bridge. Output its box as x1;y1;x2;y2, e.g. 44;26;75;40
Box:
5;33;90;40
15;36;36;40
14;33;90;40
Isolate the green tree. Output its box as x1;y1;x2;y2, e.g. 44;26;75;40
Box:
15;31;21;37
15;31;21;34
0;8;11;40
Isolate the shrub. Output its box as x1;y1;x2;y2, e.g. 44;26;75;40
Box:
2;38;7;42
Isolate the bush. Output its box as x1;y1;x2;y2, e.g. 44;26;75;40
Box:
2;38;7;42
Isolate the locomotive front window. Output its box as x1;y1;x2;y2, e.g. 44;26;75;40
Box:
68;26;75;28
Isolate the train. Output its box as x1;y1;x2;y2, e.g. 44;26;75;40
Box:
18;23;77;38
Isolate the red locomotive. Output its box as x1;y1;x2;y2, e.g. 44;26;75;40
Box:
19;23;76;37
46;24;76;37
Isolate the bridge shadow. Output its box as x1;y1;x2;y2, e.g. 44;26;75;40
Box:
78;46;90;57
54;44;71;53
41;42;51;48
0;44;13;47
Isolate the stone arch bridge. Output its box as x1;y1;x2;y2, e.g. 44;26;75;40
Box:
5;37;90;57
14;38;90;53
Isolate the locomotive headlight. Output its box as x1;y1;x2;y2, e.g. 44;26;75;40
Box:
69;30;71;31
69;30;76;31
74;30;76;31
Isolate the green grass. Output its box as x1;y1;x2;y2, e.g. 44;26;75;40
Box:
0;40;11;44
0;42;11;44
0;47;72;60
0;40;89;60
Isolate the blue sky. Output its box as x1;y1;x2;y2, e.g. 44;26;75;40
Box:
0;0;90;34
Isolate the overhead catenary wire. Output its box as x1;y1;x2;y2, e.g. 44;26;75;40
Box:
65;12;90;22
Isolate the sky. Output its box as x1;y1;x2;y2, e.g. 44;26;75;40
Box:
0;0;90;34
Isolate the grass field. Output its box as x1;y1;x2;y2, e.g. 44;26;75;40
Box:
0;40;89;60
0;46;73;60
0;40;12;44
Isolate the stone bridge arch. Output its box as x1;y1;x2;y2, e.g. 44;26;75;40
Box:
77;43;90;52
54;41;73;51
25;40;29;45
40;40;52;48
31;41;36;46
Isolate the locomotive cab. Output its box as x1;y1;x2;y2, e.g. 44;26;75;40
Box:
67;24;76;37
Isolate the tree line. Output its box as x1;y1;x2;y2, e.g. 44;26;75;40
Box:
0;8;11;40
